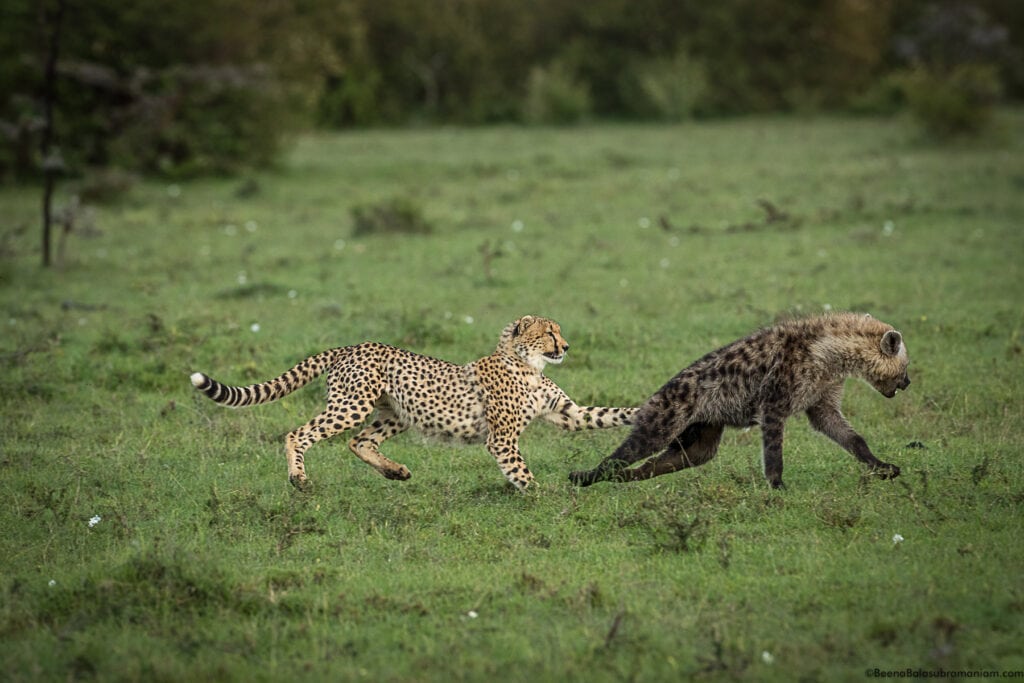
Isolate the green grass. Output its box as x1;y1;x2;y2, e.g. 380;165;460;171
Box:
2;113;1023;682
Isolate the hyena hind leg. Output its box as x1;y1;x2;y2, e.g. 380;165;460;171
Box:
348;409;412;481
615;423;724;482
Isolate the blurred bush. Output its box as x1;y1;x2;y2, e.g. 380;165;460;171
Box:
899;64;1002;136
1;0;1021;183
351;198;433;237
894;2;1013;137
0;0;315;181
621;52;710;121
522;62;592;125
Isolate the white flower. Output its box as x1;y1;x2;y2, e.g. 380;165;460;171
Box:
638;217;651;229
511;220;524;232
892;533;904;544
882;220;895;236
467;610;478;619
287;290;298;299
88;515;101;527
463;316;475;325
245;220;258;233
761;651;774;665
250;323;261;333
237;271;247;285
48;579;57;587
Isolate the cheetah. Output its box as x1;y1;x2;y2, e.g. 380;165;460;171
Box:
569;313;911;489
191;315;636;490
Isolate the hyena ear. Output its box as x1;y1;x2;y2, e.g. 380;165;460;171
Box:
514;315;535;336
880;330;903;357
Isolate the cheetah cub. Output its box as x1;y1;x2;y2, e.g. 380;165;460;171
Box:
569;313;911;489
191;315;636;490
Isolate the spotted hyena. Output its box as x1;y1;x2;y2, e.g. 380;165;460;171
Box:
569;313;911;489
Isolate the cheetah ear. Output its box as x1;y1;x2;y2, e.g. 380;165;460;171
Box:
514;315;534;336
880;330;903;357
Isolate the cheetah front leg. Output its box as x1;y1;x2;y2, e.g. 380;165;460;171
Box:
540;387;638;431
485;426;534;490
348;408;412;481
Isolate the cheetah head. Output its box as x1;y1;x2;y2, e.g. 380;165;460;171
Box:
499;315;570;371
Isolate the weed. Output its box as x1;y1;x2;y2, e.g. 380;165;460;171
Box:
351;197;433;237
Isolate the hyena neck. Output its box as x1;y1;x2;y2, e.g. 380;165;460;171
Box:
808;332;881;380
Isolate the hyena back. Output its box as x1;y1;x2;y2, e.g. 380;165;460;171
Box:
569;313;911;489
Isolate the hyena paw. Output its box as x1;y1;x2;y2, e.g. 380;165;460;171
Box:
768;478;787;490
874;462;901;480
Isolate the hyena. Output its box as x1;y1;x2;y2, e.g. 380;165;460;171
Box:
569;313;911;489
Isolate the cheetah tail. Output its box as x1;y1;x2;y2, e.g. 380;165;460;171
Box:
189;347;346;408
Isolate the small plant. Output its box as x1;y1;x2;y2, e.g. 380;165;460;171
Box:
522;62;592;125
894;3;1009;138
351;197;433;237
899;64;1002;138
623;52;710;121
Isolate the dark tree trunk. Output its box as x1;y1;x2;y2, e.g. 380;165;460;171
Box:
40;0;67;268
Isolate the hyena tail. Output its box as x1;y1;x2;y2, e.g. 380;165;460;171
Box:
190;347;348;408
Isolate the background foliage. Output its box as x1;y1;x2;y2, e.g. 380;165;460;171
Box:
1;0;1022;181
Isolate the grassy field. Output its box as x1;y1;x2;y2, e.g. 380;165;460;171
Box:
2;113;1023;682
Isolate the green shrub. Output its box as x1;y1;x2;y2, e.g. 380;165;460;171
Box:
106;65;289;178
522;62;592;125
899;64;1002;138
893;3;1009;138
351;197;433;237
622;52;710;121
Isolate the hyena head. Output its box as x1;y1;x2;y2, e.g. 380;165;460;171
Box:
866;328;911;398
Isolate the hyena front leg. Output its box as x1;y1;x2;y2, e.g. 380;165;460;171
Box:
760;412;787;489
615;423;724;482
348;408;412;481
806;401;900;479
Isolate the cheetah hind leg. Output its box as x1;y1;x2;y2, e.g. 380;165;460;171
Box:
348;410;412;481
286;388;382;489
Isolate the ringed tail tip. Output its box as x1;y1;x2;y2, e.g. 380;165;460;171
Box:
190;372;207;388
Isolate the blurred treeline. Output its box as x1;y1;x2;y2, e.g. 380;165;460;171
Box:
2;0;1021;180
